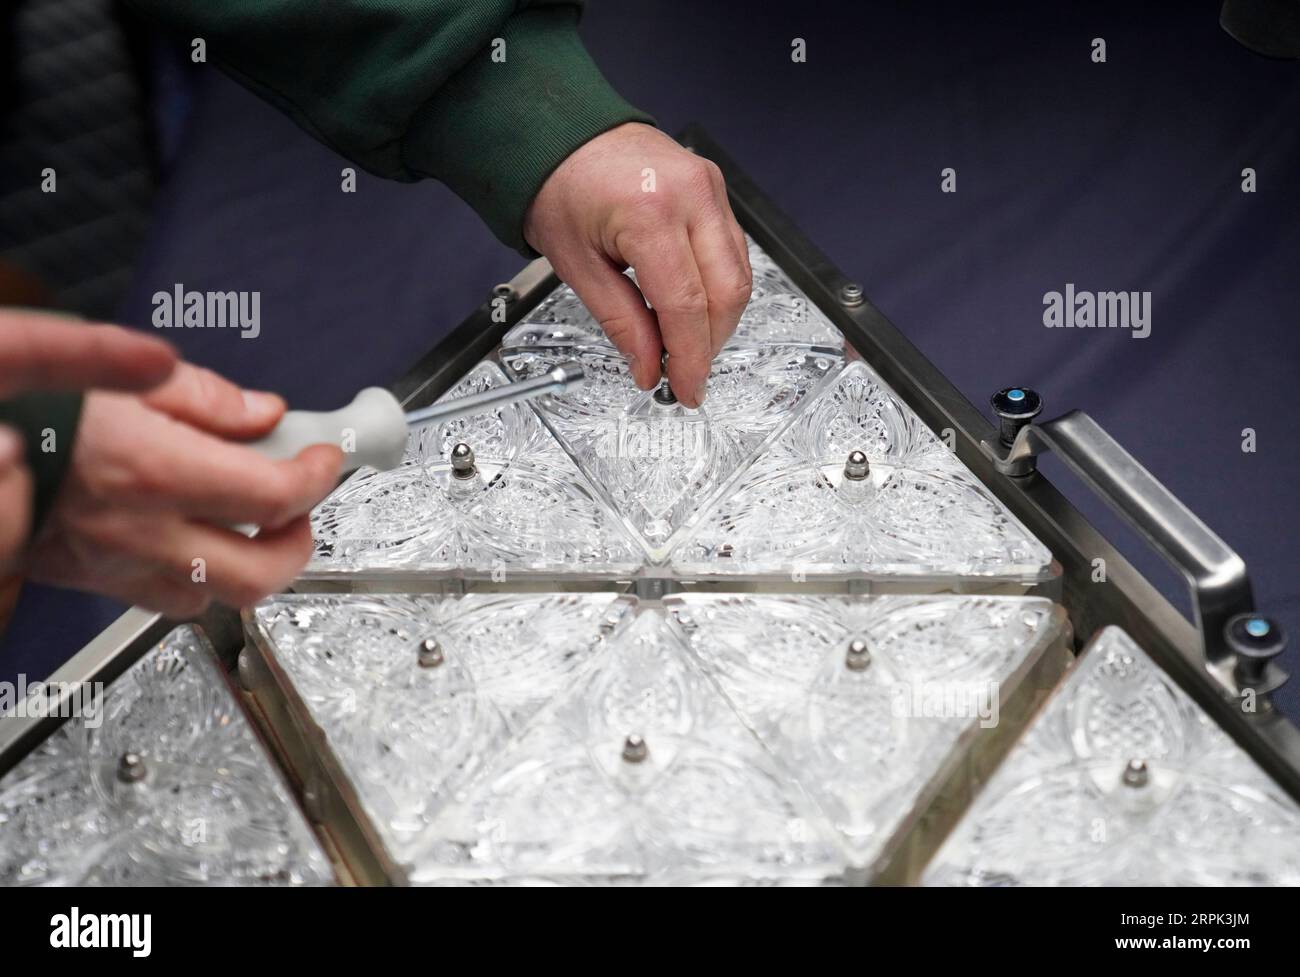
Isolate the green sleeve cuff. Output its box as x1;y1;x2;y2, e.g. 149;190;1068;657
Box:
403;5;655;253
0;392;83;538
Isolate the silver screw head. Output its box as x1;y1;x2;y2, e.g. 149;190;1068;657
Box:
450;442;476;478
839;282;864;306
117;752;147;784
1122;758;1149;788
845;638;872;670
653;382;677;406
417;638;445;668
622;734;649;764
844;450;870;481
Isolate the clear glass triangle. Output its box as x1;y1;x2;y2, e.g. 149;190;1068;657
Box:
408;610;847;884
924;626;1300;885
667;593;1063;873
0;626;329;885
307;361;643;579
500;344;842;561
673;360;1053;583
502;236;845;353
250;593;634;874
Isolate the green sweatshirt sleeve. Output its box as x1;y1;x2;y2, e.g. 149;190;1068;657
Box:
0;392;83;537
125;0;654;252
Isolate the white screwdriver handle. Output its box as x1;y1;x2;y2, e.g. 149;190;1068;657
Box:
248;386;408;476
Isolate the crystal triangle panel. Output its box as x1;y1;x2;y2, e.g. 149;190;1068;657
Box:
500;344;842;561
923;626;1300;885
307;361;643;580
666;593;1067;876
0;625;330;885
249;592;634;876
501;235;845;353
672;360;1053;584
409;610;846;884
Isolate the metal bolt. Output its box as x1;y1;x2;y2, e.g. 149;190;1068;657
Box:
622;734;649;764
990;387;1043;447
839;282;864;307
492;283;516;304
450;442;476;479
1121;758;1149;788
844;450;870;481
653;382;677;406
1226;612;1287;693
845;638;872;671
117;752;147;784
417;638;445;668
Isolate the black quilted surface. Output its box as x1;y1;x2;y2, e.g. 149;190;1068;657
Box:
0;0;155;318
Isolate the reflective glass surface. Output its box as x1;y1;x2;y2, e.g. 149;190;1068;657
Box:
0;626;330;886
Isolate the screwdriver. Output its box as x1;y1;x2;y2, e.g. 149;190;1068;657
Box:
248;362;584;476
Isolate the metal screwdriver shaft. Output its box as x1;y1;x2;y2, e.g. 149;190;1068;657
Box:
248;362;584;477
403;362;584;428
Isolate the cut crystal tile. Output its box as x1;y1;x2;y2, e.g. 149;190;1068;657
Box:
923;626;1300;885
672;360;1053;583
500;344;842;561
665;593;1067;877
307;361;642;579
502;236;844;353
249;592;634;878
410;610;846;884
0;625;330;886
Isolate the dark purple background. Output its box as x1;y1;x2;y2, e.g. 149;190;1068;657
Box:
4;1;1298;714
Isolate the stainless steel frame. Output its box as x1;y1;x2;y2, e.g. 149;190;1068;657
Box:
4;125;1298;845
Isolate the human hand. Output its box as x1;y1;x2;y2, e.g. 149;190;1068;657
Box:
0;310;177;570
523;123;752;407
25;363;342;617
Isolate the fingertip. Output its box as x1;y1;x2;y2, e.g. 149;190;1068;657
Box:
241;390;286;426
630;355;660;390
0;424;25;467
300;442;344;488
667;362;709;408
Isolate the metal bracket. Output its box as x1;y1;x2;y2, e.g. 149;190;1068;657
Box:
981;401;1287;696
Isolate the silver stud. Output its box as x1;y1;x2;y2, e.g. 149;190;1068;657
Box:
653;382;677;406
622;734;648;764
844;450;870;481
845;638;872;670
417;638;445;668
1122;758;1149;788
450;442;476;479
117;752;147;784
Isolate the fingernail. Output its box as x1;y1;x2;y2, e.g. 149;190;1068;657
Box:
694;379;708;405
0;426;24;466
242;390;281;417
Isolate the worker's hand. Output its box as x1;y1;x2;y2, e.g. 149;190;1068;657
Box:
523;123;752;407
25;363;342;617
0;309;178;572
0;426;31;573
